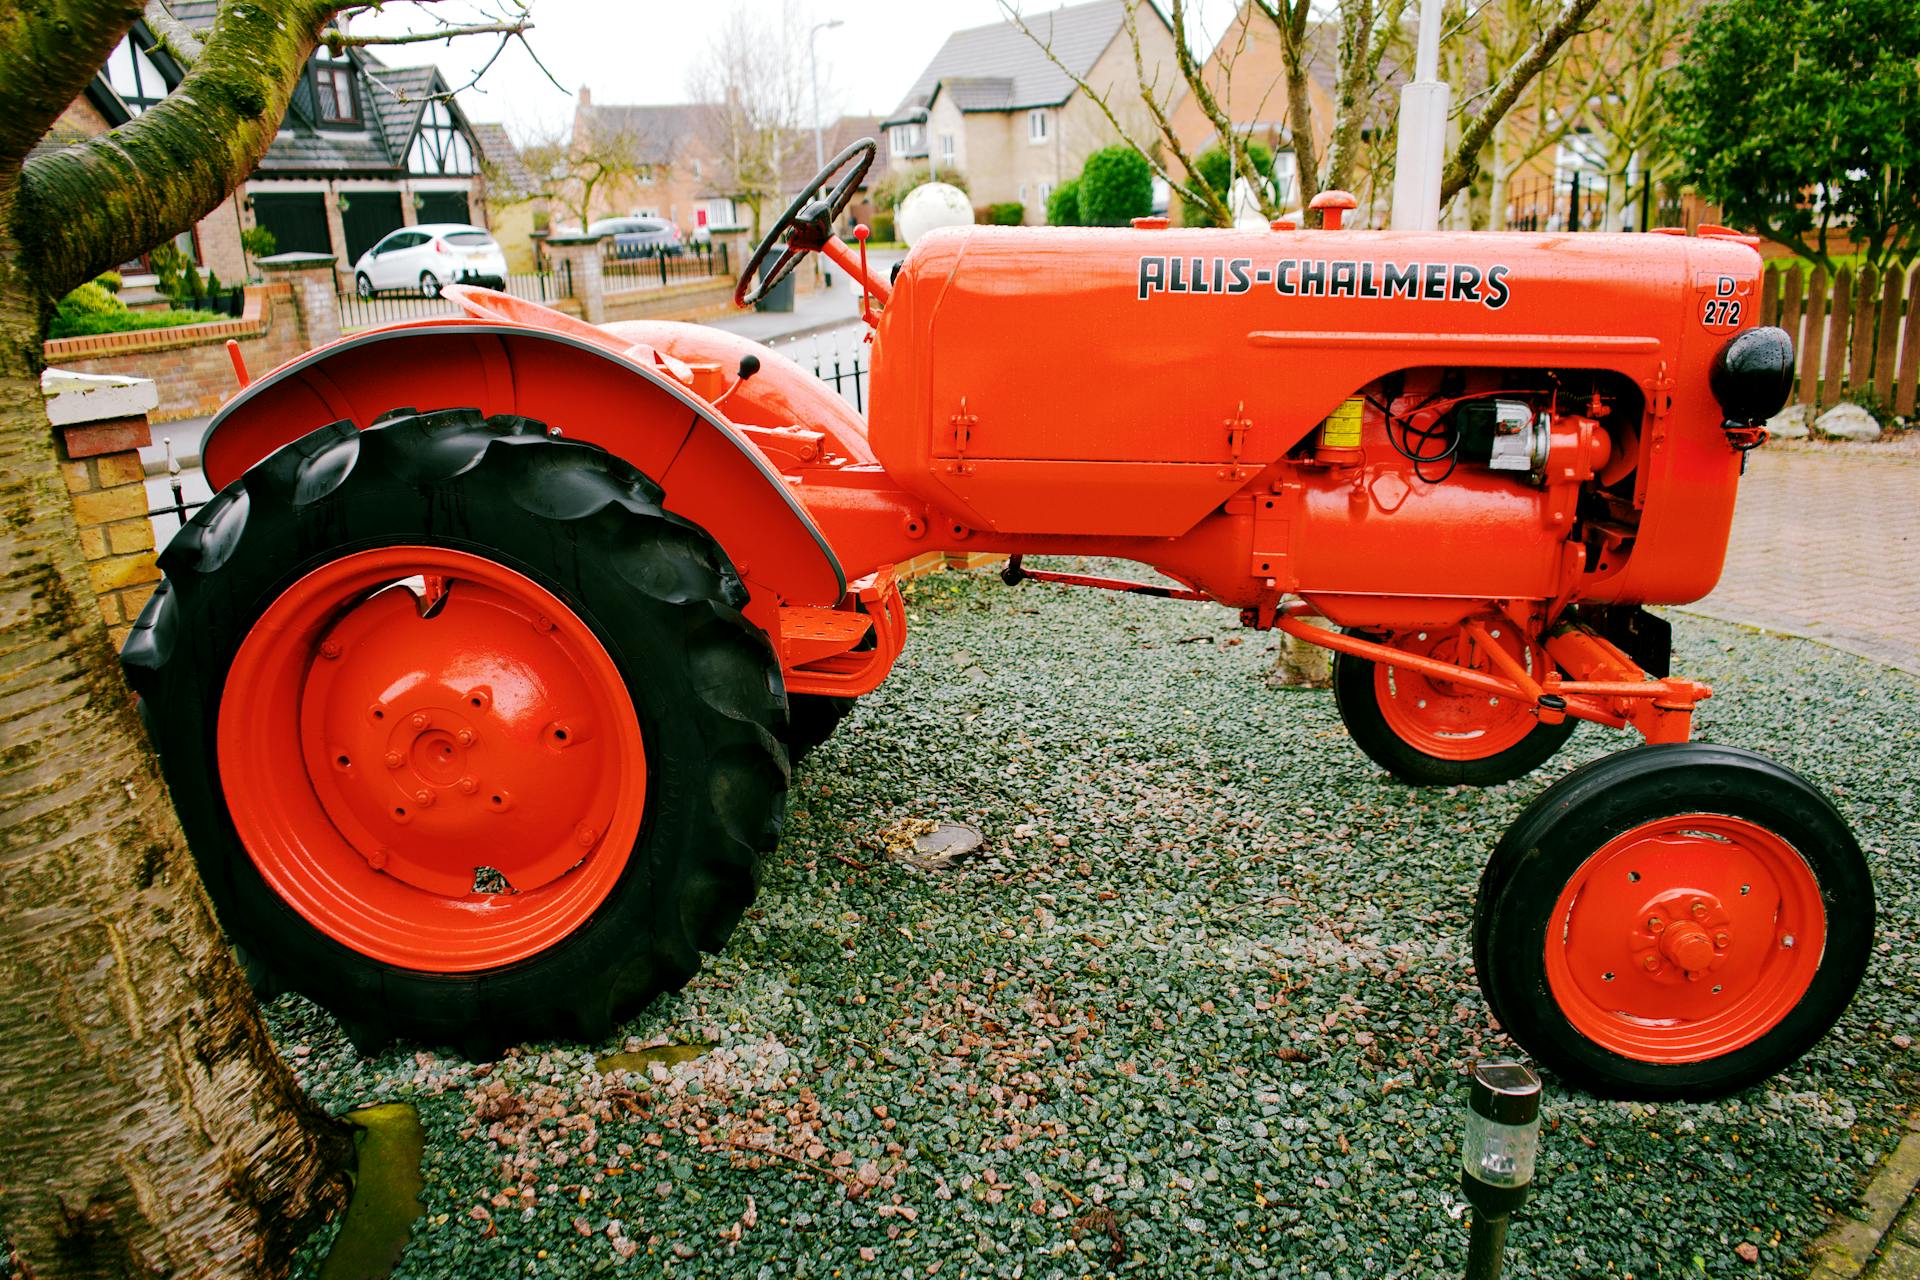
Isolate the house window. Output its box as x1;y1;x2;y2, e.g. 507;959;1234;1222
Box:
1028;110;1049;144
313;60;357;124
892;124;923;153
408;99;476;176
1039;182;1054;205
1018;184;1027;202
940;133;954;163
104;35;168;114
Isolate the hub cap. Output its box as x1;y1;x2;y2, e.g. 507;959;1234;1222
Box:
1375;622;1546;760
218;547;645;972
1544;815;1827;1062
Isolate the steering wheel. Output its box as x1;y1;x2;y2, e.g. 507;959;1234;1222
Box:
735;137;877;309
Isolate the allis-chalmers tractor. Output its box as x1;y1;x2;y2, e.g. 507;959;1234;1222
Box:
126;142;1871;1100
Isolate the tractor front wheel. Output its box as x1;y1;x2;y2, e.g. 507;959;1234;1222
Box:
1333;620;1574;786
123;409;788;1050
1474;743;1871;1099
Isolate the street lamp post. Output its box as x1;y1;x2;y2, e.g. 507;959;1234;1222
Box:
809;18;843;285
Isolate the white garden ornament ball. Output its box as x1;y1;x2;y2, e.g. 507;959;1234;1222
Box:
896;182;974;246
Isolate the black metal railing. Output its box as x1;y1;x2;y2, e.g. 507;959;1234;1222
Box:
1503;171;1685;234
335;270;573;331
601;241;729;294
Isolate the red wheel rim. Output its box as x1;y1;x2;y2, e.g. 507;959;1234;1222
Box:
1544;815;1827;1063
218;547;645;972
1374;621;1546;760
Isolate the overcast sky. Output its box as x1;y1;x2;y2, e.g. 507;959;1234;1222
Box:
355;0;1241;141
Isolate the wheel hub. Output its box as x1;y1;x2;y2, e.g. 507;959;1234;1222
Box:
1630;890;1733;981
303;581;615;899
219;546;645;972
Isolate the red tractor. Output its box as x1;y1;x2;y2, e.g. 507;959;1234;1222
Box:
125;142;1870;1099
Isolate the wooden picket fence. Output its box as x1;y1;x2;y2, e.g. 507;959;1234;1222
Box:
1758;262;1920;417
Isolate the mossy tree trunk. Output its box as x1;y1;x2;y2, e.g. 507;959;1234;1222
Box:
0;1;363;1272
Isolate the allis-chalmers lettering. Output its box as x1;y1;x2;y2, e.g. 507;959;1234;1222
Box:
1137;254;1512;310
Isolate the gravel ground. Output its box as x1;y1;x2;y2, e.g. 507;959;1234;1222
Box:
278;561;1920;1279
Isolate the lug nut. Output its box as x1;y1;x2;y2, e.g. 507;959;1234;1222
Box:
457;775;478;794
319;638;341;659
1714;932;1731;949
1647;916;1665;933
385;751;404;770
1642;955;1660;971
410;712;431;730
413;789;435;808
367;847;388;870
456;729;475;746
1691;901;1709;919
576;825;597;847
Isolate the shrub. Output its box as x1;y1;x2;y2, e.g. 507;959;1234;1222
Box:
1046;177;1082;226
241;225;277;262
1181;142;1276;226
50;306;224;340
94;270;122;294
58;282;124;319
985;202;1024;226
869;210;896;242
1077;146;1152;226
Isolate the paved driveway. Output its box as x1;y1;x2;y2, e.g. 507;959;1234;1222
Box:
1686;441;1920;675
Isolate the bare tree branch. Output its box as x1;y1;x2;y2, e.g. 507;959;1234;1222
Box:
322;18;530;50
143;0;204;65
1440;0;1605;202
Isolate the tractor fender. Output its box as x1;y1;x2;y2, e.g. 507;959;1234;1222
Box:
602;320;875;466
198;321;847;617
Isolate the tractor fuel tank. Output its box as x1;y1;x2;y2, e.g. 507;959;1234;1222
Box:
867;222;1763;608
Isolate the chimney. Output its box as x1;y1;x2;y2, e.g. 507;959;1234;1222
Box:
578;85;591;106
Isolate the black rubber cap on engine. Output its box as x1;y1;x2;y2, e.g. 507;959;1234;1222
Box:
1710;326;1795;425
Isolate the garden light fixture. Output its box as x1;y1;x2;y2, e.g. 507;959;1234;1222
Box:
1461;1058;1542;1280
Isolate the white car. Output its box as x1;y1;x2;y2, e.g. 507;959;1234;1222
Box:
352;224;507;298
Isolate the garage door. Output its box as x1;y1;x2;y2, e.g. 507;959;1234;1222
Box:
417;191;473;226
341;191;406;264
250;193;330;256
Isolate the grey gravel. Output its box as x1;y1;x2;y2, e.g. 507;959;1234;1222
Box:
278;558;1920;1279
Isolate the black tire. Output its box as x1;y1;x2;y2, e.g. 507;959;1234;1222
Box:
785;694;856;761
419;271;441;298
355;272;374;299
1473;742;1872;1100
122;409;788;1050
1332;632;1575;786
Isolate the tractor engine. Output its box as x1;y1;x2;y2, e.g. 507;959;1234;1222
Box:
867;221;1767;622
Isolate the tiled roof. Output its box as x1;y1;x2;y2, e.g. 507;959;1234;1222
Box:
578;103;714;167
944;77;1015;112
470;121;536;196
778;114;893;189
884;0;1145;125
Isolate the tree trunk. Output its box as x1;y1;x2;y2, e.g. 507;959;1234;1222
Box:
0;176;351;1277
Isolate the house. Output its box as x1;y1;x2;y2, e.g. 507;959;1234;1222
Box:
566;92;736;237
880;0;1179;223
781;115;893;233
42;10;500;291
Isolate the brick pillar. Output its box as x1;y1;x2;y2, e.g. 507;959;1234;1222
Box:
259;252;342;348
544;233;607;323
42;369;160;648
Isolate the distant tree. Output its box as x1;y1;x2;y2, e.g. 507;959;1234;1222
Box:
1660;0;1920;268
1181;141;1274;225
1077;145;1154;225
1046;176;1083;225
519;119;650;232
686;0;810;239
871;164;969;213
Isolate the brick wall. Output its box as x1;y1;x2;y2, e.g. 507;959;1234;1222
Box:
43;373;163;649
43;281;308;423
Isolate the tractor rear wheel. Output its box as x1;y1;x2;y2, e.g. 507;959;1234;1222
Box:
1333;621;1574;786
123;409;788;1050
1474;743;1871;1099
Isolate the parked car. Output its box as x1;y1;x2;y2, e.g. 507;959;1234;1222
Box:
352;224;508;298
588;215;685;260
